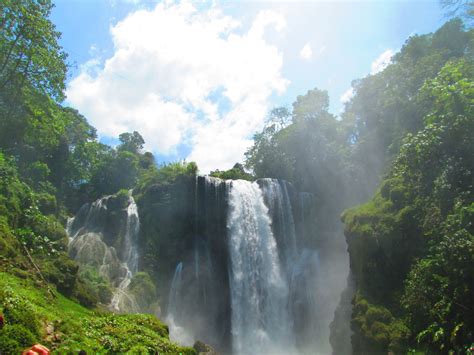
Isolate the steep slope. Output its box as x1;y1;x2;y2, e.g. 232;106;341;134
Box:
0;272;195;354
343;59;474;353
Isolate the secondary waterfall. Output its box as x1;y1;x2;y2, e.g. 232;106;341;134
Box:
166;262;195;345
67;191;140;313
227;180;296;355
110;192;140;312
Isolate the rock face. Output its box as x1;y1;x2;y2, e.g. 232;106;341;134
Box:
194;340;219;355
137;176;331;354
329;273;354;355
68;176;346;355
67;191;144;313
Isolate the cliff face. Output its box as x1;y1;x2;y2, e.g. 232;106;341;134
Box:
68;175;339;354
137;175;232;351
136;176;321;353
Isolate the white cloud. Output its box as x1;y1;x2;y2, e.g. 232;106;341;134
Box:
370;49;394;74
299;43;312;60
67;1;288;173
340;87;354;104
108;0;143;6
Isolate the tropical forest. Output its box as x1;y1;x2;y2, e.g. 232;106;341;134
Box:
0;0;473;354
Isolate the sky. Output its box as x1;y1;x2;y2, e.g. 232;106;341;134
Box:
51;0;446;173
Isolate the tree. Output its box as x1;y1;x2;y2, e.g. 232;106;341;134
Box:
440;0;474;23
210;163;254;181
118;131;145;154
341;19;472;196
344;58;474;354
0;0;70;197
0;0;67;101
90;150;140;197
292;88;330;123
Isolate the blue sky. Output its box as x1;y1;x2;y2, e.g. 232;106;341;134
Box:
51;0;446;173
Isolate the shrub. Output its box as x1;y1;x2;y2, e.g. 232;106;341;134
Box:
0;324;37;353
1;289;41;337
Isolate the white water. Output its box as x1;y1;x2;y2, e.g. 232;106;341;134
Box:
227;180;296;355
110;191;140;312
67;192;140;313
166;262;194;346
260;179;298;274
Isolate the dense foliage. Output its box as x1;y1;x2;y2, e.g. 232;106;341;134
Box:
0;0;473;354
0;1;198;353
210;163;253;181
245;18;473;354
344;33;473;355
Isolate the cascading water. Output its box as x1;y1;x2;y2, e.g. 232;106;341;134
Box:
110;191;140;312
67;176;346;355
166;262;195;345
67;191;140;313
227;180;296;355
160;177;326;354
259;179;298;274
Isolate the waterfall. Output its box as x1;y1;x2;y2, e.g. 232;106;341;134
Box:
166;262;194;346
67;191;140;313
110;191;140;312
259;179;298;274
66;217;75;242
66;176;334;354
168;262;183;317
227;180;296;355
289;248;322;352
68;195;109;239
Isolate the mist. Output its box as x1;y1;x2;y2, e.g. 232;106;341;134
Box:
1;1;472;354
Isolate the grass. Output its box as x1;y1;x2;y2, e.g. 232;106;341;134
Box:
0;272;196;354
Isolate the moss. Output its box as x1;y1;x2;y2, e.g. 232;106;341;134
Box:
128;272;157;311
77;266;112;304
370;321;390;347
115;188;131;206
71;277;99;308
365;306;392;326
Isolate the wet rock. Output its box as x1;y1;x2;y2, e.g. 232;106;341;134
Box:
193;340;219;355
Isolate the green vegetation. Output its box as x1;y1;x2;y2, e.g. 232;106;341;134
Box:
0;272;196;354
0;1;200;352
210;163;253;181
342;43;474;354
1;0;473;353
245;17;473;354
